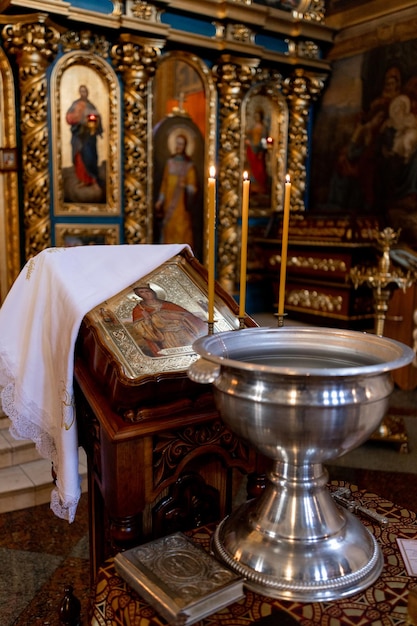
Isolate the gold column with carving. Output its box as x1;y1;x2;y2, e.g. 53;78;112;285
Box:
283;68;325;212
0;48;20;300
213;55;259;293
111;34;163;244
1;14;60;260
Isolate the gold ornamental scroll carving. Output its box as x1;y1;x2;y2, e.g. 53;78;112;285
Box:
282;68;326;213
287;288;343;314
0;47;19;301
213;55;259;294
269;254;347;274
299;0;326;23
111;34;163;244
1;14;60;260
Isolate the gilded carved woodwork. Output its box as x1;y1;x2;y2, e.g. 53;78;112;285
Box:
1;15;59;260
60;29;110;57
213;56;259;293
282;68;325;213
228;0;324;23
130;0;160;21
269;254;347;273
287;39;321;59
111;35;163;244
287;288;343;313
227;23;254;45
0;49;19;301
0;5;330;298
301;0;326;23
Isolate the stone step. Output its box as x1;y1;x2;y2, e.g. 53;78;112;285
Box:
0;418;44;468
0;413;88;514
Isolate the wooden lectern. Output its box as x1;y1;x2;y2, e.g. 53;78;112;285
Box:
74;249;263;579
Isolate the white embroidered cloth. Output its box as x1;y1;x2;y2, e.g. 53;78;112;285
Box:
0;244;188;522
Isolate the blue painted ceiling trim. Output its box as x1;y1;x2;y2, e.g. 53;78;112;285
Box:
160;12;217;38
69;0;114;13
255;33;289;55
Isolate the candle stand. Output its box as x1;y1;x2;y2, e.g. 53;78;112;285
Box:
350;227;416;452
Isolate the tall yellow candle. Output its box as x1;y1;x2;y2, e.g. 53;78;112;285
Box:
208;166;216;326
278;175;291;317
239;171;250;319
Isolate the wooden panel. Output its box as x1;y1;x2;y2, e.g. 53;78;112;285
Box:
383;285;417;390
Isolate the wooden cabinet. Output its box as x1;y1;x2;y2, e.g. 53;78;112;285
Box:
383;284;417;390
257;215;417;390
256;235;376;328
75;360;262;579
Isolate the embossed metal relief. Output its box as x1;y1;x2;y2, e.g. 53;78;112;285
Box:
85;254;239;382
50;50;121;216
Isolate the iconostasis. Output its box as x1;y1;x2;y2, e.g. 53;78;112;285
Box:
0;0;331;303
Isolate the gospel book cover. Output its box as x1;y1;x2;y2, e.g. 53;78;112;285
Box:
114;532;245;626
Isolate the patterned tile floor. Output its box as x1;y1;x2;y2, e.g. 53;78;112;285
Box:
2;389;417;626
0;493;90;626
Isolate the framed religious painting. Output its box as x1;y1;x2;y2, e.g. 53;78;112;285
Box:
310;37;417;247
54;223;120;247
152;51;217;264
242;83;288;217
50;51;121;216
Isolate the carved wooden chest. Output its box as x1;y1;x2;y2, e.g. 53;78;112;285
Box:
257;215;378;328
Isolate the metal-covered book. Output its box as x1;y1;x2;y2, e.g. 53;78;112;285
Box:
114;532;245;626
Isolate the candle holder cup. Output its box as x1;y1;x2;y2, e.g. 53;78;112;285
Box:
188;326;414;602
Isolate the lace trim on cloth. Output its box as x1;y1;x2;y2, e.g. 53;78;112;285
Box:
0;244;188;524
50;488;80;524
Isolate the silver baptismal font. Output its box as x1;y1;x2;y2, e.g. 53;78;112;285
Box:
188;326;414;602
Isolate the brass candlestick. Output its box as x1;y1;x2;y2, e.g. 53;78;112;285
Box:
350;227;416;451
350;227;414;336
